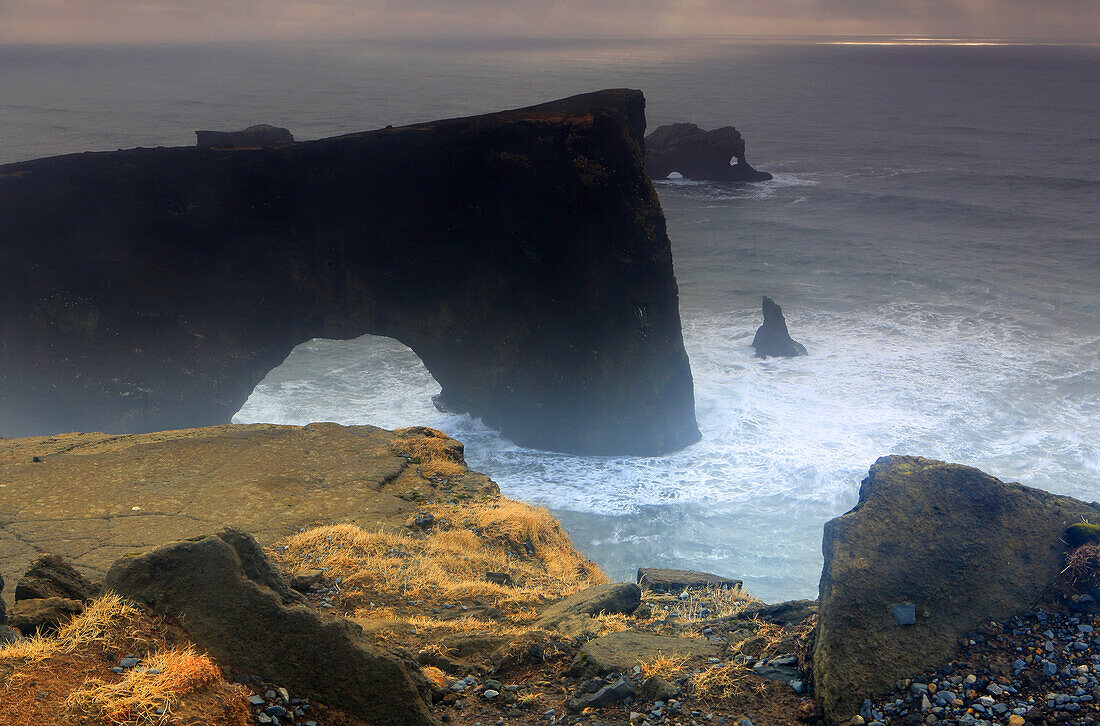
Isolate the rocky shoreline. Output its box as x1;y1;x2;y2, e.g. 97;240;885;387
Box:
2;425;1099;726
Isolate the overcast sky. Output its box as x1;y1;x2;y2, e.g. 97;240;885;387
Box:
2;0;1096;44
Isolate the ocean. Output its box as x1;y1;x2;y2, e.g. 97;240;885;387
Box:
3;38;1097;601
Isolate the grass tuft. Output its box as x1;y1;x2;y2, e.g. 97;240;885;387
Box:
63;646;237;726
0;593;148;665
390;427;468;481
639;652;690;681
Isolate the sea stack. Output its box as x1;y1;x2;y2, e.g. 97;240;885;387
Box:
751;296;807;358
644;123;772;182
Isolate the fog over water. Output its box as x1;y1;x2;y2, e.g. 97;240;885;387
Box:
5;38;1098;600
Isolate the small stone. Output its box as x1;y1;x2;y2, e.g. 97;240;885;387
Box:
484;689;500;699
891;603;916;626
1008;716;1025;726
119;657;139;668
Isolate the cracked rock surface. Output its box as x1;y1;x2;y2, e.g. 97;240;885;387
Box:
0;422;497;607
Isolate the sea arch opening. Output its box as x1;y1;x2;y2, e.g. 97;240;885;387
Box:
233;334;445;431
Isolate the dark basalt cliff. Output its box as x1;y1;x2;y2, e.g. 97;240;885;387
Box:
0;89;700;455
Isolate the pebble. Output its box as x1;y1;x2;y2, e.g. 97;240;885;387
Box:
864;604;1100;724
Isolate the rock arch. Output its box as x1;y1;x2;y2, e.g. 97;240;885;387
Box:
0;90;700;455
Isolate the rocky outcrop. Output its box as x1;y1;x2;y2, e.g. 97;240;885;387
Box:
645;123;772;182
637;567;741;593
105;529;438;726
813;456;1100;724
14;554;99;602
536;583;641;630
195;124;293;147
0;423;496;601
573;630;718;677
9;596;83;635
0;89;699;456
751;296;807;358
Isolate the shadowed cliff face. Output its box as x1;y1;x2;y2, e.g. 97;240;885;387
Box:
0;89;700;455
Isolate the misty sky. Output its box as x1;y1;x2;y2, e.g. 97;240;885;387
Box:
2;0;1097;44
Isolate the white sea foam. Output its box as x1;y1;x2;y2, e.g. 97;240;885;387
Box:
235;293;1100;601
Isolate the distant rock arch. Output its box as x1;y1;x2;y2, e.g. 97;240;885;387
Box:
0;90;700;456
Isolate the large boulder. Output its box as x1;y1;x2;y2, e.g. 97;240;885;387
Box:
14;553;99;602
813;456;1100;724
105;529;438;726
645;122;772;182
751;296;807;358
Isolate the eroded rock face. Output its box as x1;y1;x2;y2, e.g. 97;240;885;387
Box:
14;554;100;602
195;124;294;147
751;296;807;358
0;89;699;456
106;529;438;726
9;596;83;635
645;123;772;182
813;456;1100;724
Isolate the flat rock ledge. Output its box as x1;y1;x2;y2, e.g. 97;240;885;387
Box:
0;422;496;607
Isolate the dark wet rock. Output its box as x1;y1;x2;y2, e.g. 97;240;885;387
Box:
105;529;438;726
645;122;772;182
537;583;641;630
751;296;807;358
641;675;679;701
752;654;802;682
574;630;718;677
567;675;637;711
813;455;1100;724
0;573;5;624
636;567;741;594
195;124;293;147
9;596;83;635
1;89;699;457
14;553;100;602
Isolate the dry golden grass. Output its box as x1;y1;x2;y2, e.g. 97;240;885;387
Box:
64;646;241;726
269;498;605;622
0;594;249;726
690;662;759;703
0;594;152;665
390;427;467;480
639;652;690;681
643;584;758;624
